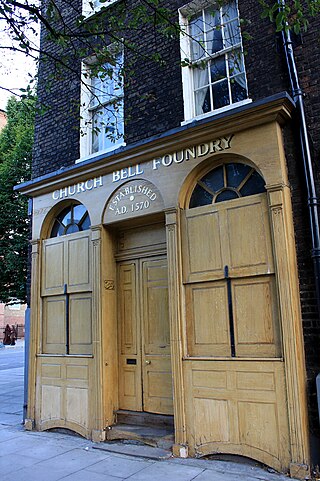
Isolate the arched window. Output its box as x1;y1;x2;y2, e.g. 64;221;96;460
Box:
189;162;266;208
51;203;91;237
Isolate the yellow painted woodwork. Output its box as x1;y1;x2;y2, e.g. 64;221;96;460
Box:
184;360;290;472
182;190;289;471
25;101;310;474
37;230;93;437
36;356;92;438
118;250;173;415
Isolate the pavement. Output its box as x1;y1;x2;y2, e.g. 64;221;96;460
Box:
0;341;299;481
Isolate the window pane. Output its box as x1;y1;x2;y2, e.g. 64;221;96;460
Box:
231;75;247;103
240;171;266;196
215;189;239;203
59;208;72;227
80;213;91;231
226;163;251;188
51;222;65;238
92;102;124;153
195;87;211;115
212;80;229;109
222;0;238;21
224;19;241;48
65;224;80;235
194;65;209;90
228;49;245;76
73;204;86;224
190;14;205;61
202;166;224;192
204;9;223;54
190;184;213;208
210;56;227;82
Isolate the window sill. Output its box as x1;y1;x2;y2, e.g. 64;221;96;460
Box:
181;98;252;126
76;141;126;164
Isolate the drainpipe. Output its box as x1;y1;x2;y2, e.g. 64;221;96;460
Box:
278;0;320;311
277;0;320;424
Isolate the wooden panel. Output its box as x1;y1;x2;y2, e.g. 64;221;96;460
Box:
194;398;230;444
232;276;281;358
36;357;91;436
182;207;223;282
67;234;91;292
118;223;166;254
69;293;92;355
142;258;173;414
66;365;89;381
41;385;62;422
142;258;170;355
119;357;142;411
184;360;290;471
224;195;274;277
41;239;65;296
66;387;89;427
42;296;66;355
238;401;279;458
143;358;173;415
119;263;137;355
118;261;141;411
186;282;230;356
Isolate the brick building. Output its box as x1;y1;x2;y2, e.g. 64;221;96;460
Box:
0;303;26;340
16;0;320;477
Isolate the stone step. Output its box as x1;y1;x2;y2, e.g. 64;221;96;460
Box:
106;423;174;450
116;410;174;428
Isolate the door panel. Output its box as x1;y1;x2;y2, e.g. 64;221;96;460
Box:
142;258;173;414
186;281;230;357
118;256;173;415
42;239;65;296
232;276;281;358
118;262;141;411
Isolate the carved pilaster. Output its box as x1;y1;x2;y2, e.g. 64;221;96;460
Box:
26;239;41;427
165;209;187;453
268;187;310;475
90;226;106;441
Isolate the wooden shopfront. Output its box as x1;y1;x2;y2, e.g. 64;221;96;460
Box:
21;96;310;477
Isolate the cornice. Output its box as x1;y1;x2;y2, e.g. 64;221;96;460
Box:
16;92;295;197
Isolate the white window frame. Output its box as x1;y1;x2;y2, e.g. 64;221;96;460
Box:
79;48;125;161
82;0;120;18
179;0;251;124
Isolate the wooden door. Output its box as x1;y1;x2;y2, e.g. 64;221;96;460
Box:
182;193;290;470
118;256;173;415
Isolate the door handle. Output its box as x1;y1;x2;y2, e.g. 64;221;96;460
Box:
145;360;151;365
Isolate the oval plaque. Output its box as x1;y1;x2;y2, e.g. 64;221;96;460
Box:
104;179;164;224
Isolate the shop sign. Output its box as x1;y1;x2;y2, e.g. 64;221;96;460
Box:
105;180;164;222
151;134;233;171
52;176;103;200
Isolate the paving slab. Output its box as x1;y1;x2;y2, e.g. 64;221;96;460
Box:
124;460;205;481
94;441;172;460
86;455;153;478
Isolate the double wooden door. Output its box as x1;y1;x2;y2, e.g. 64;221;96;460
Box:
182;193;291;470
118;256;173;415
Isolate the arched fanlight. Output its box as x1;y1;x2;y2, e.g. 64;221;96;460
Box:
189;162;266;208
50;203;91;237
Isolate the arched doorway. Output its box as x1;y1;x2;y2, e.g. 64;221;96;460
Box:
181;162;290;470
37;201;93;436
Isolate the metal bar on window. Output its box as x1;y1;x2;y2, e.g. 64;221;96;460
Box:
224;265;236;357
64;283;70;355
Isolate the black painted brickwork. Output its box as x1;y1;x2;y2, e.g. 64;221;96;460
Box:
32;0;320;460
